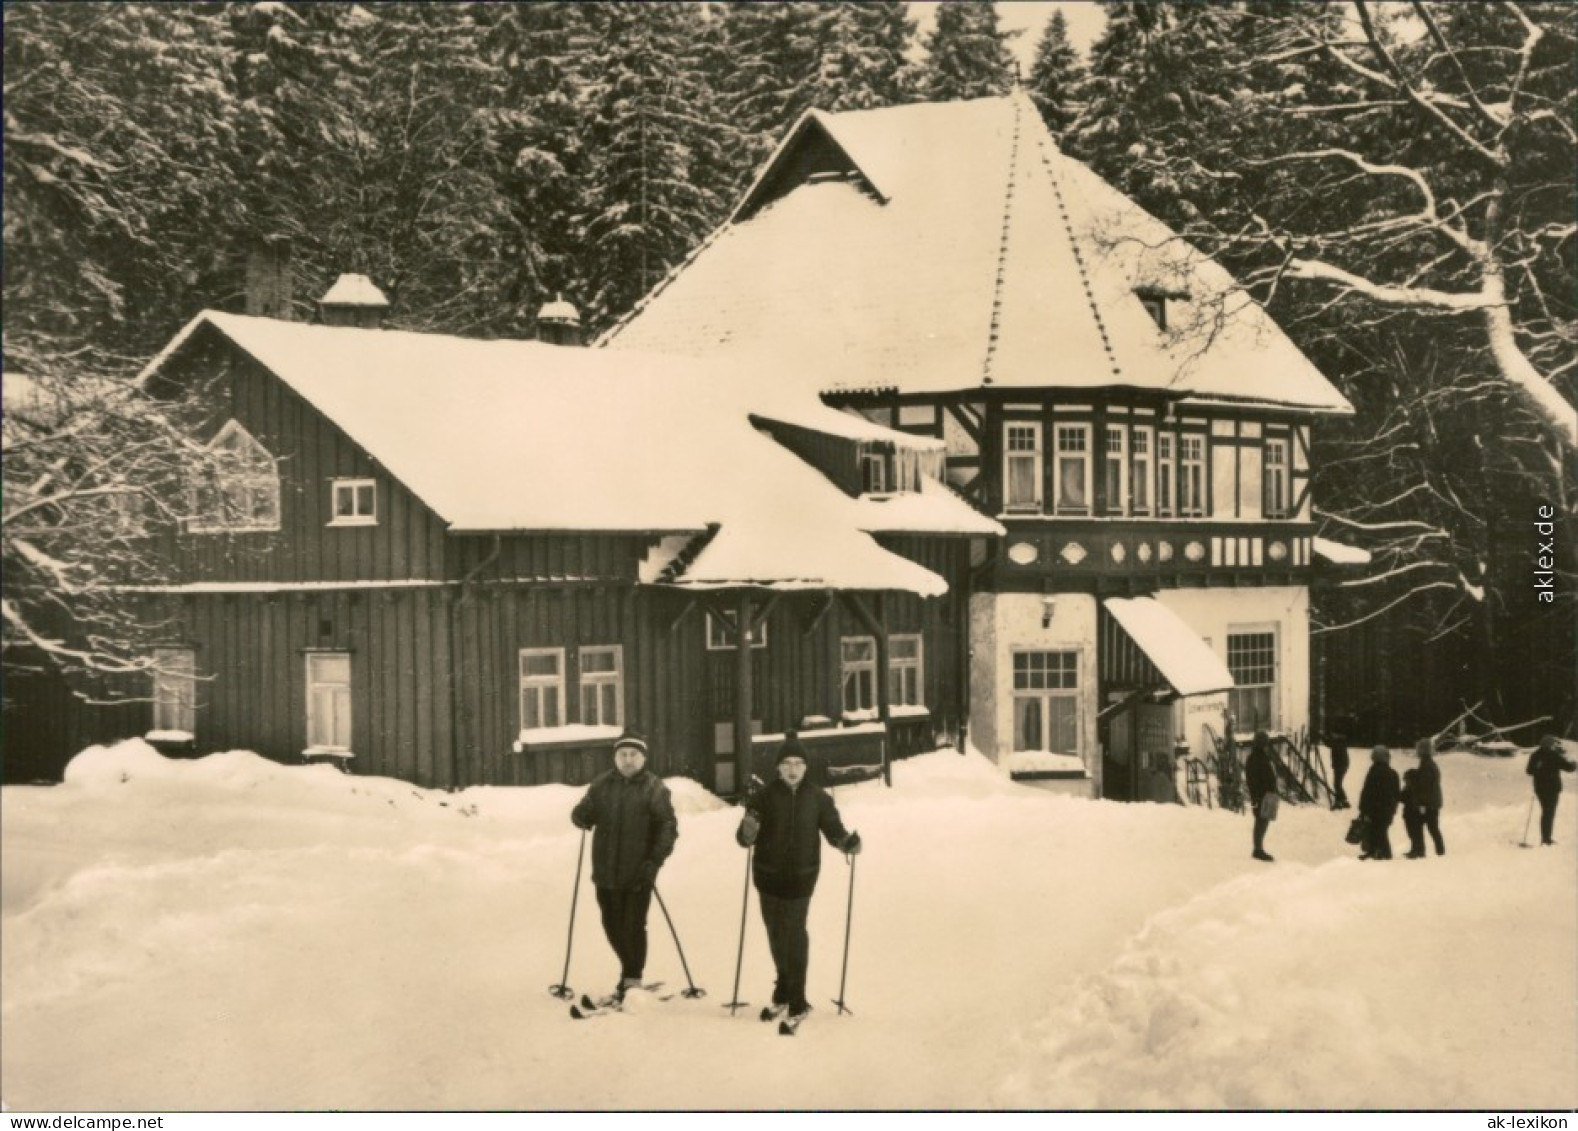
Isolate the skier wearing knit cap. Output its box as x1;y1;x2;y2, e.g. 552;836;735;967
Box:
571;727;678;1001
736;733;861;1025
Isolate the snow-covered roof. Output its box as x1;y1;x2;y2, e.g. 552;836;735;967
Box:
854;478;1003;537
142;312;966;596
1103;597;1235;698
605;94;1352;416
319;273;389;308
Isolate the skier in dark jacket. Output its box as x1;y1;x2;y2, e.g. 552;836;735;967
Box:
1412;737;1445;856
1245;730;1278;862
570;728;678;1000
1527;735;1577;847
1358;746;1401;860
736;734;860;1024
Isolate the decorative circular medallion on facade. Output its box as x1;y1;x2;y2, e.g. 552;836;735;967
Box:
1158;542;1174;562
1267;540;1288;563
1137;542;1152;563
1059;542;1088;565
1185;540;1206;563
1110;542;1126;563
1007;540;1039;565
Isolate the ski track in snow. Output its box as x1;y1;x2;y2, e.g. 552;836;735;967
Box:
1;741;1574;1110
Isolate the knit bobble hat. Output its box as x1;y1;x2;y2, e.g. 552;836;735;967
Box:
777;734;808;765
614;728;648;755
1371;745;1390;763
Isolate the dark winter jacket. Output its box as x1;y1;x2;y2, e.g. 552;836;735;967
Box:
1359;763;1402;824
1245;744;1278;806
571;768;678;891
737;779;854;900
1528;743;1578;795
1414;755;1444;810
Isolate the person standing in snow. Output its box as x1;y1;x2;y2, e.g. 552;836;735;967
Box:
570;728;678;1001
1412;737;1445;856
1358;746;1401;860
1400;767;1426;858
1245;730;1278;862
1327;717;1352;810
1527;734;1577;847
736;734;861;1025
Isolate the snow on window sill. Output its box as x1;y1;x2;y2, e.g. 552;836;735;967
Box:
841;708;880;724
512;724;624;754
1006;751;1086;776
302;746;354;760
889;704;931;720
327;516;378;528
145;730;194;745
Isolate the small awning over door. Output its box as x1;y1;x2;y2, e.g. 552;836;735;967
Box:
1102;597;1234;698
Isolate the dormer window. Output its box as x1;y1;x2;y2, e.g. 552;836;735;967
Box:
330;478;377;526
1135;287;1186;331
189;420;280;533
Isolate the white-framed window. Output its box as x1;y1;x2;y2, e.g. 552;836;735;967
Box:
862;449;889;494
1227;628;1278;731
888;634;924;707
1178;434;1206;516
578;645;624;727
1012;650;1080;754
1054;424;1091;514
705;612;767;651
1103;425;1128;516
150;647;196;734
306;652;352;752
841;636;877;715
1003;422;1042;512
329;478;377;526
519;647;566;730
1131;426;1152;514
1157;433;1175;516
189;420;281;533
1264;437;1291;519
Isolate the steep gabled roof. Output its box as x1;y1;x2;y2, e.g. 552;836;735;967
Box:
142;312;995;596
603;93;1352;416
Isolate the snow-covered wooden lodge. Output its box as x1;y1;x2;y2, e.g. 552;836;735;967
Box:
73;286;998;792
603;92;1356;800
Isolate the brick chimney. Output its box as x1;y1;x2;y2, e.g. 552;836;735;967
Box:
536;295;582;347
319;273;389;328
245;241;295;320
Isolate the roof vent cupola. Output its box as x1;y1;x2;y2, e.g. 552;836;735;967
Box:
319;273;389;329
537;295;583;347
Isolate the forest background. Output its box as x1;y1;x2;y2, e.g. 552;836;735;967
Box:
4;1;1574;749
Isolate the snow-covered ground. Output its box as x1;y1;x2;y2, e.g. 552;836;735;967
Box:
2;739;1574;1112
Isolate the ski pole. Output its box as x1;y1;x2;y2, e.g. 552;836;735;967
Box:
653;886;706;999
725;846;752;1015
548;829;586;999
832;851;856;1016
1519;795;1536;848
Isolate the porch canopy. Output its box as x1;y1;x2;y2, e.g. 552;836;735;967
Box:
1102;597;1233;699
